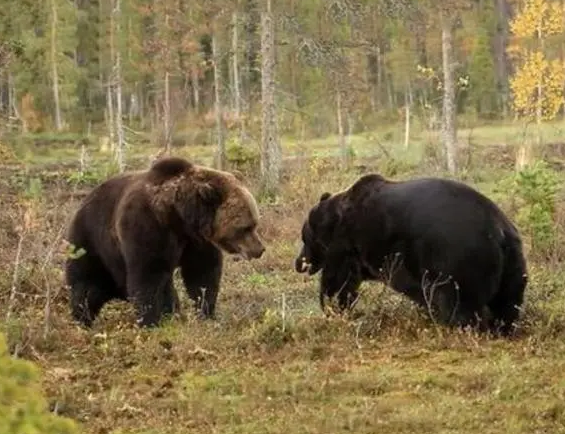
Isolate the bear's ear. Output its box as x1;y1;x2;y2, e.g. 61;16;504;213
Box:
320;192;331;202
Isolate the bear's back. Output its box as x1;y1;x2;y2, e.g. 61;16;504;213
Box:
350;176;513;246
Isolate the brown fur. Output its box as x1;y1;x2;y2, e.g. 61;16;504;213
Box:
65;157;265;328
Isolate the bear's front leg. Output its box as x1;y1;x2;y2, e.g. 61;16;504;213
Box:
179;241;223;319
319;254;362;313
126;263;173;327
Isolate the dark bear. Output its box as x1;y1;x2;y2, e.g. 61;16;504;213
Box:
65;157;265;328
294;173;528;336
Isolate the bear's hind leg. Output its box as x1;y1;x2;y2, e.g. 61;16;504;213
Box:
179;241;223;319
66;256;117;328
423;278;486;331
487;240;528;336
487;275;527;336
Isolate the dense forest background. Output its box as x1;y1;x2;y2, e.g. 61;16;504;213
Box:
1;0;561;178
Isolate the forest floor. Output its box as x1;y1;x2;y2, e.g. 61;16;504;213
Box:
2;122;565;433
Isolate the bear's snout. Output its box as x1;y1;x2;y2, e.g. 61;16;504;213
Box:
295;254;310;273
249;241;266;259
239;234;266;260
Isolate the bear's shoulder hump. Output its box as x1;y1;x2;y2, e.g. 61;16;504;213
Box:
147;157;194;184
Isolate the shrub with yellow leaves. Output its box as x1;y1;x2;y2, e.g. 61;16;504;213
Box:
510;50;565;121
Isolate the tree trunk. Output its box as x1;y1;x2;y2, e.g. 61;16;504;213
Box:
404;83;412;149
164;70;171;152
441;14;457;174
494;0;512;118
128;90;138;124
114;0;125;171
10;75;24;132
376;45;383;108
260;0;281;197
8;73;16;120
367;50;378;112
191;65;200;113
516;18;543;171
243;0;259;114
212;32;225;170
232;11;242;124
107;0;116;150
336;88;347;167
0;77;5;114
386;73;395;109
50;0;63;131
535;27;544;147
106;84;115;151
138;85;145;127
163;12;172;154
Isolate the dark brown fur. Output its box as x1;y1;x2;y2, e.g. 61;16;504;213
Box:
295;174;528;336
65;157;265;328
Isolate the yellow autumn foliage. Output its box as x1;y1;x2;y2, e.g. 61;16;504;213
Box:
510;0;563;38
510;50;564;120
508;0;565;121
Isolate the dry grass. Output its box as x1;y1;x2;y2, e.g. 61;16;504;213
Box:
2;141;565;434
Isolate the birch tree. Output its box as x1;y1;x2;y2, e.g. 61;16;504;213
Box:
424;0;472;174
50;0;62;131
113;0;125;171
47;0;77;131
231;9;244;142
440;11;457;174
508;0;564;169
260;0;281;197
212;30;226;169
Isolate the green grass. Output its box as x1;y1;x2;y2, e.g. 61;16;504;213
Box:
8;118;565;171
1;121;565;433
7;259;564;434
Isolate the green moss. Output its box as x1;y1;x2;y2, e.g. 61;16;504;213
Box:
0;333;80;434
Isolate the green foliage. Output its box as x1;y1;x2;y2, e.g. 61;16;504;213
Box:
467;28;498;118
225;138;260;175
66;160;123;187
0;0;557;140
379;157;417;178
245;307;295;351
65;168;104;186
0;333;79;434
65;243;86;260
502;160;562;257
22;177;43;201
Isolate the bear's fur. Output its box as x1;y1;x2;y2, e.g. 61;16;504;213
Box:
65;157;265;327
295;173;528;336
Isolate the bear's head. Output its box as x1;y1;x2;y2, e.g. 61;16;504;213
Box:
149;157;265;260
295;173;389;312
208;176;266;260
294;174;389;274
294;191;342;275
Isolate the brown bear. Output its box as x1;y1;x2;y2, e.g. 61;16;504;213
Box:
65;156;265;328
295;174;528;336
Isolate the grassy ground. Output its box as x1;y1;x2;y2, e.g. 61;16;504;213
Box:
2;122;565;433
